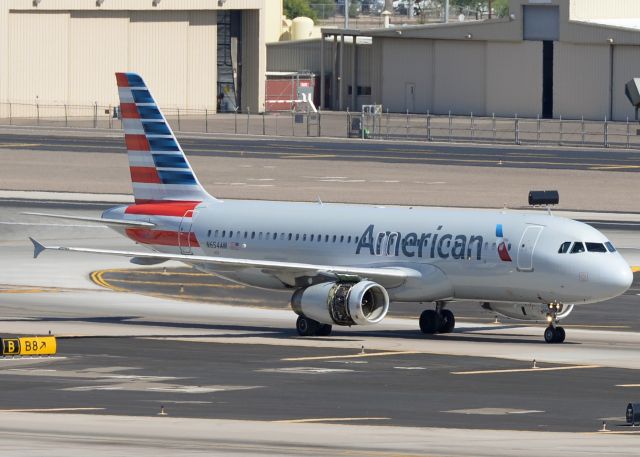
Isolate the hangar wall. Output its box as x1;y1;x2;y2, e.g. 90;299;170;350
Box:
612;46;640;121
0;0;271;115
486;41;541;118
375;40;541;117
553;43;610;120
7;10;217;110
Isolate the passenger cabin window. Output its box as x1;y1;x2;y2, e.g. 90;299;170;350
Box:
586;242;607;253
570;242;585;254
558;242;571;254
214;230;219;237
605;242;616;252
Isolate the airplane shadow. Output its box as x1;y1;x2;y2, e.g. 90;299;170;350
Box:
0;315;574;345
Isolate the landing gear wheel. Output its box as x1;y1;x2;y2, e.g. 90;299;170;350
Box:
419;310;442;334
317;324;333;337
544;326;556;343
439;309;456;334
544;325;567;343
296;316;320;336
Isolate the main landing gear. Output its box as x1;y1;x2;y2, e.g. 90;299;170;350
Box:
544;303;566;343
419;302;455;335
296;315;332;337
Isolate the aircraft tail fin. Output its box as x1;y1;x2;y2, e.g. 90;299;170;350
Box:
115;72;214;204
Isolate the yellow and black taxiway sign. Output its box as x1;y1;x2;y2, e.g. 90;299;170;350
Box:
1;336;57;356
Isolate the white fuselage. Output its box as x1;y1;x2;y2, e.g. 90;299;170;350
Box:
105;199;633;307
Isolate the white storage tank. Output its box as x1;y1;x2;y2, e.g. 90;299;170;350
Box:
291;16;314;41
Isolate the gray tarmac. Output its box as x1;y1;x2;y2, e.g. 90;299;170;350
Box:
1;126;640;212
2;200;640;457
3;129;640;454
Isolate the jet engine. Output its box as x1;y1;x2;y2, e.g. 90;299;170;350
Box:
291;281;390;326
481;302;574;322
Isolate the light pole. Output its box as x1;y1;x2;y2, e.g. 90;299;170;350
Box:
345;0;349;29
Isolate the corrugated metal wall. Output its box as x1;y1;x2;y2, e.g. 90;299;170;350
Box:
612;45;640;121
68;12;128;106
5;10;220;110
187;12;218;110
267;38;372;111
9;12;70;104
241;9;265;112
433;41;486;116
554;42;610;119
129;11;190;108
486;41;542;118
380;38;433;113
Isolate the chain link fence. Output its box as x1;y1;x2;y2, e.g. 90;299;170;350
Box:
1;102;639;149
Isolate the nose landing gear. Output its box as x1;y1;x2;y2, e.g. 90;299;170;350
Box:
419;302;455;335
544;303;566;343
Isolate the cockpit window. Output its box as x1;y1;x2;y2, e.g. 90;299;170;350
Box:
570;242;585;254
558;242;571;254
586;242;607;253
605;241;617;253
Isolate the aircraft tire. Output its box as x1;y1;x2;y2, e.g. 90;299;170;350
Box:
296;315;320;336
439;309;455;333
317;324;333;336
544;326;556;343
554;326;566;343
419;310;442;334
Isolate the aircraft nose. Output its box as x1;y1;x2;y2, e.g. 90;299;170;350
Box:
602;260;633;297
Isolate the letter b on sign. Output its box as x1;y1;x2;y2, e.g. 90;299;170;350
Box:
2;338;20;355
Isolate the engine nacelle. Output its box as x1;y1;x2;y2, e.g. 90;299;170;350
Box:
481;302;574;323
291;281;390;326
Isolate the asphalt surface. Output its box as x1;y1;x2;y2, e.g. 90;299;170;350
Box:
2;131;640;171
0;336;636;433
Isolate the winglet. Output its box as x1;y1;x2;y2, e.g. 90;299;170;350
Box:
29;237;46;259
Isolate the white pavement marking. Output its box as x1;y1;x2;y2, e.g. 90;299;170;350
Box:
452;365;600;375
444;408;544;416
274;417;390;424
258;367;354;374
0;222;106;228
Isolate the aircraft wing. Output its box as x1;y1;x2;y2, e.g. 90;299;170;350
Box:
29;238;419;289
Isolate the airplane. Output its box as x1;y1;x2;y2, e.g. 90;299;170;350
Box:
28;72;633;344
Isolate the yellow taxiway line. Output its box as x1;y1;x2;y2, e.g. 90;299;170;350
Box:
0;288;59;294
452;365;600;375
282;351;419;362
105;278;244;289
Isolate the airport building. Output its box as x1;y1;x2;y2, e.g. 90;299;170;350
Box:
0;0;282;114
268;0;640;121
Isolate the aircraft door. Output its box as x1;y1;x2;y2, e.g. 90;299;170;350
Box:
178;210;195;255
517;225;544;272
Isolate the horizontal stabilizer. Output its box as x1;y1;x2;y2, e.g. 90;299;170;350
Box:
29;237;46;259
22;212;155;228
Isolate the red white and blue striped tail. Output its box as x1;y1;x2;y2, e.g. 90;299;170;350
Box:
115;72;214;204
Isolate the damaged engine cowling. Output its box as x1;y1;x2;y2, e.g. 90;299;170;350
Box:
291;281;390;326
481;302;574;322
